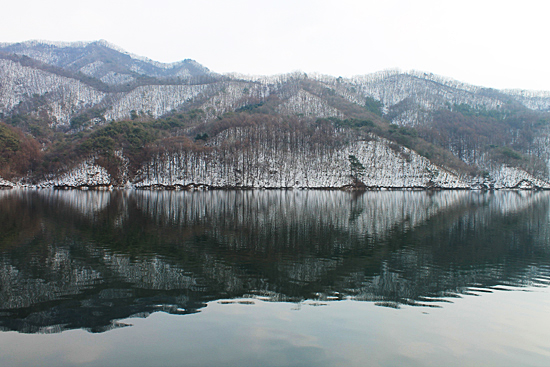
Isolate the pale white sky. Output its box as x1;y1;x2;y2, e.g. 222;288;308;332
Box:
2;0;549;90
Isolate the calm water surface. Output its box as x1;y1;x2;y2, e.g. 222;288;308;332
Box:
1;189;550;366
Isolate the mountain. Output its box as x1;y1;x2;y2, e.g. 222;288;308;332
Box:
0;39;215;85
0;40;549;190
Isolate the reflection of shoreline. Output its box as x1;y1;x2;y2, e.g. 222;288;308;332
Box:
0;190;549;333
2;189;546;226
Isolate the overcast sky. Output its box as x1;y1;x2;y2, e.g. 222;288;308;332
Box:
3;0;549;90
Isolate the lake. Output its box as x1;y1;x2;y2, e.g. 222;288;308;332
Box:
1;189;550;366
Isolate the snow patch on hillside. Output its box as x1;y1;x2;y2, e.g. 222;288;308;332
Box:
318;72;502;125
277;89;344;118
104;84;214;121
489;165;550;189
0;59;105;125
130;129;550;190
39;160;112;188
133;134;468;189
100;72;135;85
79;61;104;76
199;82;271;120
0;177;14;188
501;89;550;111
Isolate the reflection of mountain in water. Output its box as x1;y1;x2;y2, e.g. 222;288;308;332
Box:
1;189;549;333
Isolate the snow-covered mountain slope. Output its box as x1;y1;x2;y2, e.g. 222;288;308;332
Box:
0;59;105;125
1;41;549;128
104;84;216;121
1;40;550;190
38;159;112;188
312;70;542;125
19;128;548;190
0;40;214;84
134;133;464;189
0;40;548;128
500;89;550;111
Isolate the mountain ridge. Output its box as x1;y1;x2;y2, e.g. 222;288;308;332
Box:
0;39;210;70
0;39;216;88
4;40;550;95
1;40;549;190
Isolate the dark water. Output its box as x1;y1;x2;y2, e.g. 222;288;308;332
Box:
1;189;550;366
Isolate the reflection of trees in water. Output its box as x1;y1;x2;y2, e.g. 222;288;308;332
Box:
0;189;549;333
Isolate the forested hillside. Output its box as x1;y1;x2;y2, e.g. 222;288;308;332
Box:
1;40;549;189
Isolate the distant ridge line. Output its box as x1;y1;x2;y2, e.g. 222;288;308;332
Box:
0;39;202;71
1;39;549;94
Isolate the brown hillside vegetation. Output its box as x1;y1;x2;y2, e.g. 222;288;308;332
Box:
0;122;41;180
